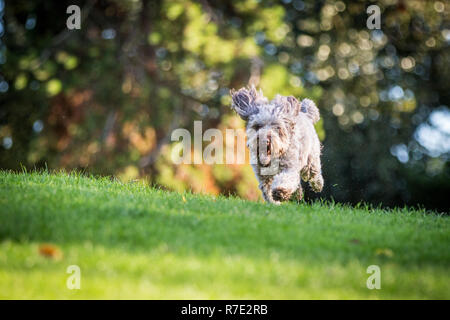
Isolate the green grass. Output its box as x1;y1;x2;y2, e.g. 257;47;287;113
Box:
0;171;448;299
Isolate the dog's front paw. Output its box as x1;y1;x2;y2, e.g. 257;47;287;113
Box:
272;187;292;202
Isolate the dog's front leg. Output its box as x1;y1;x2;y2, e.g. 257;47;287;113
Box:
259;178;280;205
271;169;301;202
309;155;324;192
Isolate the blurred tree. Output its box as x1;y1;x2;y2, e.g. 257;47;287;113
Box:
0;0;448;211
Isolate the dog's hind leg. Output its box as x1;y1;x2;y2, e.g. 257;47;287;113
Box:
295;181;304;201
301;162;311;182
308;155;324;192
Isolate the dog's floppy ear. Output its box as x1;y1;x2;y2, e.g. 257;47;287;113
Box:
274;95;302;117
286;96;302;116
229;86;263;121
277;96;320;123
300;98;320;123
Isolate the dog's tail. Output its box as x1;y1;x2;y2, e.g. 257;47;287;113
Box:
301;98;320;123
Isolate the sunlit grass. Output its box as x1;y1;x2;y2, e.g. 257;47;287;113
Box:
0;171;448;299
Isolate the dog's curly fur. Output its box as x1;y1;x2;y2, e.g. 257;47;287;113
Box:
230;86;324;204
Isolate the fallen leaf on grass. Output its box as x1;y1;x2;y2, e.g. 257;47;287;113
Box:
39;244;63;260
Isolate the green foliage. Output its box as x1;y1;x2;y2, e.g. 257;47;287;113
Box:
0;0;448;210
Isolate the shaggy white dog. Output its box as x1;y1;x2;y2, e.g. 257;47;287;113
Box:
230;86;324;204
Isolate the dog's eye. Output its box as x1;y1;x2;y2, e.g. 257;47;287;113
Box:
253;124;262;130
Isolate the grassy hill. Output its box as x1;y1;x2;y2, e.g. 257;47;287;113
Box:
0;171;448;299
